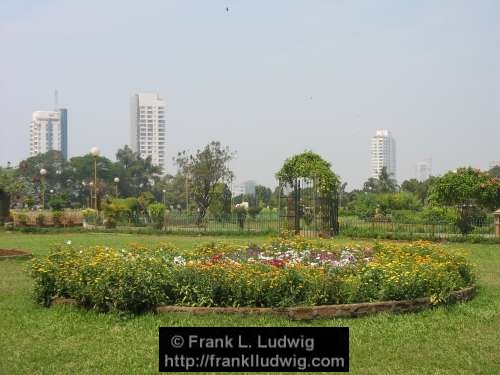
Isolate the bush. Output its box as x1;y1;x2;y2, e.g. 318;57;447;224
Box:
30;237;474;313
48;196;65;211
148;203;166;229
247;206;261;219
36;213;45;226
419;206;458;224
15;213;28;227
30;243;178;312
52;211;63;227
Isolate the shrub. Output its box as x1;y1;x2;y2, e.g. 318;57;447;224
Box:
36;213;45;226
247;206;261;219
52;211;63;227
15;213;28;227
30;243;178;312
48;196;65;211
419;206;458;224
148;203;166;229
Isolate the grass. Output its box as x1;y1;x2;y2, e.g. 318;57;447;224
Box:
1;231;499;374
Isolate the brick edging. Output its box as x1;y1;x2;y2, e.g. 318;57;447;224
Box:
155;286;475;320
50;286;475;320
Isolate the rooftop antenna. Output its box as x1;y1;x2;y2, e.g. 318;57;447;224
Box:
54;89;59;110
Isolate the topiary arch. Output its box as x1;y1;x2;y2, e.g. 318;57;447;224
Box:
276;151;340;236
276;151;340;194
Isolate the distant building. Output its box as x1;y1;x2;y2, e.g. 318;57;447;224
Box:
232;183;245;197
130;93;166;172
232;180;257;197
370;129;396;180
415;158;432;181
243;180;256;196
29;109;68;160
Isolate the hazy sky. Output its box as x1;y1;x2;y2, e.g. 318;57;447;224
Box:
1;0;499;189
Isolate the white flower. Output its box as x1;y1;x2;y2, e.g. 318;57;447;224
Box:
66;240;72;245
173;256;186;265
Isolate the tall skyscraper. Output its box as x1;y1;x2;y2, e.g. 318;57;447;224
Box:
130;93;166;172
370;129;396;180
29;109;68;160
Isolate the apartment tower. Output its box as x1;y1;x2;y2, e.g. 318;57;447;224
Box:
130;93;166;172
29;108;68;160
370;129;396;180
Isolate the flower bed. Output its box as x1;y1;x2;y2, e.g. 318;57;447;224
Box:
30;236;475;314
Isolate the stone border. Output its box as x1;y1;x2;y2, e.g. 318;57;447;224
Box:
158;286;476;320
0;249;32;260
50;286;475;320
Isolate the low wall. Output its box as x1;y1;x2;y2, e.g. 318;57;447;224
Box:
155;286;475;320
50;286;475;320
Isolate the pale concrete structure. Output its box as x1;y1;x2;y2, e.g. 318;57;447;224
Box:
29;109;68;160
130;93;166;172
370;129;396;180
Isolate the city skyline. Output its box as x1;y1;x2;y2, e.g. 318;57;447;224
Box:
1;1;499;189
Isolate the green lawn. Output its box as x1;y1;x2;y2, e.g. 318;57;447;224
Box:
1;231;499;374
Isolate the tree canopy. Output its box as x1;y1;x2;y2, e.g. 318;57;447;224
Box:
428;167;500;210
175;141;234;224
362;167;397;194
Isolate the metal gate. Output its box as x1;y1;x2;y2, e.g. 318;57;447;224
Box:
278;178;339;237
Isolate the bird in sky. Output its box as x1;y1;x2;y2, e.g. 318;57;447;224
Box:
226;7;229;12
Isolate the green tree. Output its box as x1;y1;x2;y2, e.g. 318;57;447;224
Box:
114;145;162;197
255;185;273;208
362;167;397;194
175;141;234;225
401;177;435;203
0;167;24;222
208;183;232;220
429;167;500;233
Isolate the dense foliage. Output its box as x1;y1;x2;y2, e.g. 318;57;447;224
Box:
0;167;26;221
31;236;474;313
175;141;234;224
429;167;500;210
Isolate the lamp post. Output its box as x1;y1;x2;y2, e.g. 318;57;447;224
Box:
114;177;120;198
90;147;100;210
185;174;189;213
89;181;94;209
40;168;47;209
82;181;88;208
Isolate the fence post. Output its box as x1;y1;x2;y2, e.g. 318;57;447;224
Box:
494;209;500;239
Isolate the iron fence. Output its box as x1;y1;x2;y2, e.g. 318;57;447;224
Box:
338;215;495;239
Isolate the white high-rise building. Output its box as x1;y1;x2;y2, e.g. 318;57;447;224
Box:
29;109;68;160
130;93;166;172
370;129;396;180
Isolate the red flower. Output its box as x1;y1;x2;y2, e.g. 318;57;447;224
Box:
269;259;286;268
